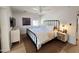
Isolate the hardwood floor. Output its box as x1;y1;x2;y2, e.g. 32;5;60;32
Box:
10;42;26;53
9;36;26;53
22;34;68;53
10;34;79;53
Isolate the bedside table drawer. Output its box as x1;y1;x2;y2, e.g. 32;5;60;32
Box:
57;32;68;42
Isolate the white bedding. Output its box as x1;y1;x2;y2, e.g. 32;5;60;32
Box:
27;26;57;50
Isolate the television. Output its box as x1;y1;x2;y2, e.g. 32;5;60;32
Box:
10;17;16;27
22;18;31;25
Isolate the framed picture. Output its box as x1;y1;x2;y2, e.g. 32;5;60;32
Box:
22;17;31;25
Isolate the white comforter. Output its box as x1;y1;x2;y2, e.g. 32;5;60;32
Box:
28;26;57;50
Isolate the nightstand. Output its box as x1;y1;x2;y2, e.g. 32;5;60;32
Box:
57;31;68;42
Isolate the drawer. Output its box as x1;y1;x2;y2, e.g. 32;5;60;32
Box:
57;32;68;42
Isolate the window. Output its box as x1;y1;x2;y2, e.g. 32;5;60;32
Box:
33;20;39;26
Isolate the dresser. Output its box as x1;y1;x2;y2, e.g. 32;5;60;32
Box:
11;28;20;44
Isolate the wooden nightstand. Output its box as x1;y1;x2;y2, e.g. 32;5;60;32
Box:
57;31;68;42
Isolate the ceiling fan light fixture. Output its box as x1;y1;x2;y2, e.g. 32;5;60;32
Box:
33;8;39;11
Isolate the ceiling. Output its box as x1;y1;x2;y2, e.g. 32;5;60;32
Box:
11;6;79;15
11;6;55;14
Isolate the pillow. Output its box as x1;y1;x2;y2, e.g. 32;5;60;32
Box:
46;26;54;31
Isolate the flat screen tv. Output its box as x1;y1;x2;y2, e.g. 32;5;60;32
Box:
22;18;31;25
10;17;16;27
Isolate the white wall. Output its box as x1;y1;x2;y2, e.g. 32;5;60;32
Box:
41;7;78;45
0;7;12;52
12;11;40;34
77;16;79;39
0;14;1;50
12;6;79;45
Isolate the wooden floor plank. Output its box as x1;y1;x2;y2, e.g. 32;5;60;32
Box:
22;34;68;53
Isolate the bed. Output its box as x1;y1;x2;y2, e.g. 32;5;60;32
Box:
27;20;60;50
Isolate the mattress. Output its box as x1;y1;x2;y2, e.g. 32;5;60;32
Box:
27;26;57;50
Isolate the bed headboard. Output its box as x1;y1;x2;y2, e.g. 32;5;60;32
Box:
43;20;60;30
